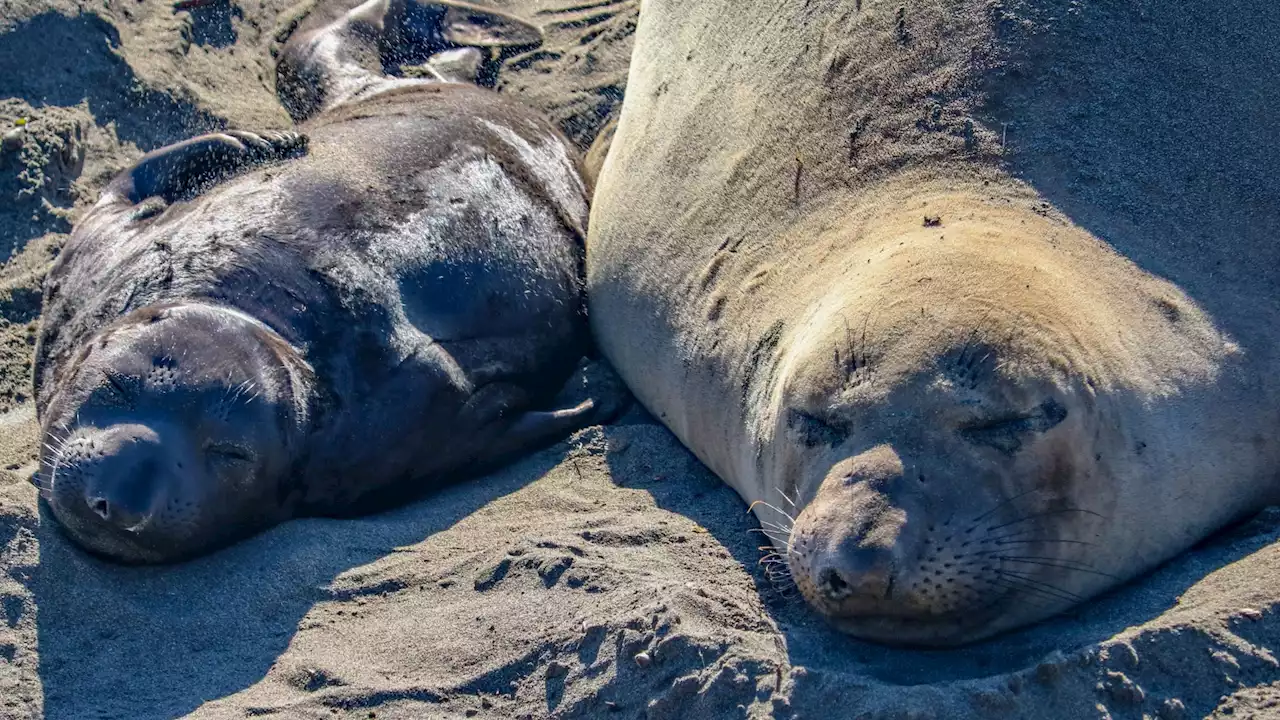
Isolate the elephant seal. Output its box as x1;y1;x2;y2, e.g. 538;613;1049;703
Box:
34;0;609;563
587;0;1280;645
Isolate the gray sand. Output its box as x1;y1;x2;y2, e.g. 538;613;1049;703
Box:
1;1;1278;718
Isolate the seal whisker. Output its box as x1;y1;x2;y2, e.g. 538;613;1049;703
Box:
986;507;1107;533
990;537;1097;547
987;573;1079;604
992;556;1118;578
759;518;794;533
748;500;797;525
981;577;1063;607
748;528;793;547
775;486;798;509
968;488;1040;525
995;570;1083;601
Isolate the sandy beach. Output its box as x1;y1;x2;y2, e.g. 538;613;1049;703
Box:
1;1;1278;718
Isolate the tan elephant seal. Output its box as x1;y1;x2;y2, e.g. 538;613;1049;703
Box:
587;0;1280;645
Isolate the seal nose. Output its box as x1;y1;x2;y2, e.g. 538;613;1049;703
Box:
80;424;167;532
814;547;894;602
792;445;908;608
84;458;159;532
84;467;154;531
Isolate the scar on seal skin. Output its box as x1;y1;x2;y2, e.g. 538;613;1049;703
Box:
33;0;622;563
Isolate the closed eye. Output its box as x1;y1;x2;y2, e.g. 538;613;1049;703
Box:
959;399;1067;455
99;368;138;407
205;442;255;466
786;408;851;448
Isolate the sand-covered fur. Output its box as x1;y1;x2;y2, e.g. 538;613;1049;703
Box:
588;0;1280;645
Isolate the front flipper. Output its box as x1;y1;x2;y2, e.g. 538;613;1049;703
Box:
105;130;308;204
429;0;542;47
484;399;602;460
402;47;485;84
465;361;632;470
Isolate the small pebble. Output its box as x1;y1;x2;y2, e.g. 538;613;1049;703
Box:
1;128;23;151
1157;698;1187;720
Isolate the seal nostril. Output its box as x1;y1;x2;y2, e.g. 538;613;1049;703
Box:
821;569;850;598
89;497;111;521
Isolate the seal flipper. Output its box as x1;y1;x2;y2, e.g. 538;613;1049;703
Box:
277;0;542;121
430;0;541;47
471;400;603;473
458;374;627;475
105;130;308;205
405;47;485;84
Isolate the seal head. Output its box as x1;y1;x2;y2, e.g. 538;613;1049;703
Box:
38;303;312;563
761;209;1223;645
776;314;1101;645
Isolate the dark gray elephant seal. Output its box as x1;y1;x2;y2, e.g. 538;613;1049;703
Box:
587;0;1280;645
34;0;609;563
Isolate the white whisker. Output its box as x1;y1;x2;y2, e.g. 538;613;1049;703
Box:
775;486;798;509
748;500;797;525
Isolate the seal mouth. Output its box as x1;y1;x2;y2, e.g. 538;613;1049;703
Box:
785;527;1064;646
826;594;1020;647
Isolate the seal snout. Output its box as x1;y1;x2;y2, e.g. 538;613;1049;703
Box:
66;423;176;533
812;545;893;604
788;445;911;611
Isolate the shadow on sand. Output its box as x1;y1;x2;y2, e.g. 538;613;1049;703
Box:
31;445;570;720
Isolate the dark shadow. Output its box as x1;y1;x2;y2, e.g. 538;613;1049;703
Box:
599;419;1280;692
29;442;571;720
0;12;224;151
558;84;623;151
0;286;44;325
183;2;243;49
977;0;1280;360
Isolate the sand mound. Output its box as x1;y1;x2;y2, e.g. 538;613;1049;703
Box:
1;1;1277;718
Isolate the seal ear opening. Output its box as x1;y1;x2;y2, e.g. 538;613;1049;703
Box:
434;1;542;48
